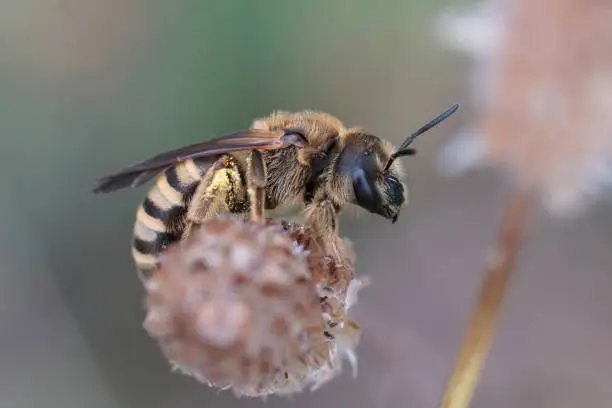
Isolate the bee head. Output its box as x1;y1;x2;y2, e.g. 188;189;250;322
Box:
336;134;407;223
341;104;459;224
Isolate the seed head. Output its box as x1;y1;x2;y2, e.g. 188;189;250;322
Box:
142;216;365;397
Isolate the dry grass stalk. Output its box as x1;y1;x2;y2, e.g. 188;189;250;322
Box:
142;216;365;397
436;1;612;406
438;188;534;408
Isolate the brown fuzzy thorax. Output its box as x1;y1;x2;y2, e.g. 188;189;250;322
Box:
253;110;403;213
253;111;347;210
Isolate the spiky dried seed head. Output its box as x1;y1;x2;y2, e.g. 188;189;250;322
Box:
275;220;364;347
143;216;364;397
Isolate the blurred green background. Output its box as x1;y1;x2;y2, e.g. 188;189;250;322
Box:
2;1;612;408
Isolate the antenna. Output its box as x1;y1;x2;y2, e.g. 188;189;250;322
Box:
384;103;459;171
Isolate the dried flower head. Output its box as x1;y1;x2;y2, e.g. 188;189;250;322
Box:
438;0;612;215
142;216;365;397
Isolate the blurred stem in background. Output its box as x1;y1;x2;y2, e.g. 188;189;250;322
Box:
438;187;535;408
435;0;612;404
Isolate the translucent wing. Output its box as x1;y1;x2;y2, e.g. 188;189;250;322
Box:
93;129;294;194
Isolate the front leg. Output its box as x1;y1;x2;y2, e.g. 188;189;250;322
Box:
303;198;346;260
182;155;247;239
303;198;340;238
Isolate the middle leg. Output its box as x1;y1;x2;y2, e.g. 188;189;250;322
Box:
303;198;344;258
303;198;340;238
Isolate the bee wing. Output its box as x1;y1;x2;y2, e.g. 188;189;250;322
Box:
93;129;288;194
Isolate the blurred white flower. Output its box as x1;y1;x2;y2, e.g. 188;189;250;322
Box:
436;0;612;216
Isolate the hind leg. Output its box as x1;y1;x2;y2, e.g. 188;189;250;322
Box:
182;155;248;239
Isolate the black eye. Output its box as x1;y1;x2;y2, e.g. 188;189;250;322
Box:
352;168;384;213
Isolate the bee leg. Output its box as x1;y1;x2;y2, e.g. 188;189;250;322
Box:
247;149;267;222
182;155;247;239
304;198;340;238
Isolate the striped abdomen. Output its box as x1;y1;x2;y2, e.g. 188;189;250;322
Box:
131;157;210;276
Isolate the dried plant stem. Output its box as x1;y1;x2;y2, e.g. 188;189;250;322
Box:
438;187;535;408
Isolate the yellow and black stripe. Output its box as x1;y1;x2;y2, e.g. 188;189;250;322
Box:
131;157;210;275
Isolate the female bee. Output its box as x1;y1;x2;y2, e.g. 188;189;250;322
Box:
94;104;458;277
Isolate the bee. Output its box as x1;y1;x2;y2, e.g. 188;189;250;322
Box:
94;104;458;278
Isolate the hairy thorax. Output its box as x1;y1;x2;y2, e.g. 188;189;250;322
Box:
262;147;310;210
253;110;346;211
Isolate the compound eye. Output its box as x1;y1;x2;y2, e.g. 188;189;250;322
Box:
351;168;384;214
